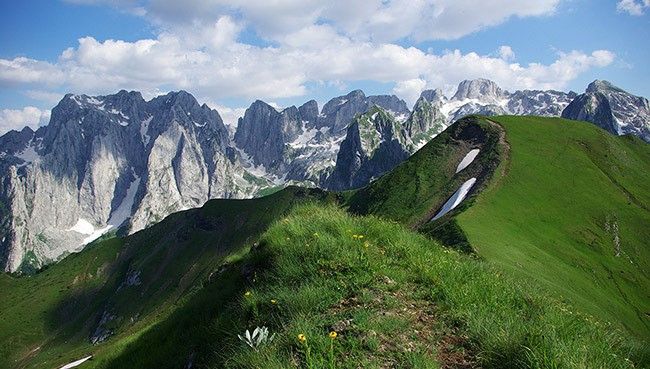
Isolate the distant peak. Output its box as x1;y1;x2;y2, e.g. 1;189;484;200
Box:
419;88;446;103
452;78;503;101
586;80;626;94
161;90;199;107
346;89;366;99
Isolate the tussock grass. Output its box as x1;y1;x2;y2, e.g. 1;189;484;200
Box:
214;204;641;368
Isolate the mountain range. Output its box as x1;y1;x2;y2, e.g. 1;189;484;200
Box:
0;78;648;272
1;115;647;369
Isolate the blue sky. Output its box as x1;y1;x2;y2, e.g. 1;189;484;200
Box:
0;0;648;132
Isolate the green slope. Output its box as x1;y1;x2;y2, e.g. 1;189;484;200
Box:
457;116;650;338
98;205;641;368
349;115;650;340
0;187;332;369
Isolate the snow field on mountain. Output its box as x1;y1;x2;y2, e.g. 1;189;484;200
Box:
455;149;480;173
432;177;477;221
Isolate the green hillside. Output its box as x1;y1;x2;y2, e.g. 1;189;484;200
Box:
0;115;648;368
348;115;650;340
0;187;333;369
458;116;650;338
97;204;642;368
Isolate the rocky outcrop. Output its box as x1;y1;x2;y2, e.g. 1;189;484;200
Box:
327;107;410;190
507;90;576;116
404;97;447;151
452;78;506;103
562;80;650;142
234;100;303;170
233;90;413;186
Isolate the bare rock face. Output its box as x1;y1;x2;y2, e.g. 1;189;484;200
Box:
405;97;447;151
0;90;254;272
507;90;577;116
562;80;650;142
327;102;447;191
452;79;506;103
234;100;304;171
232;90;413;187
327;107;410;191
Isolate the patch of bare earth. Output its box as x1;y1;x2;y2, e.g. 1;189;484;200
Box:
327;276;478;368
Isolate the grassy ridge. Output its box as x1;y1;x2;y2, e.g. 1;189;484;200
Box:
117;204;637;368
0;187;331;369
347;116;503;226
457;116;650;339
346;115;649;342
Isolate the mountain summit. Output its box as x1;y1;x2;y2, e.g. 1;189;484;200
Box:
562;80;650;141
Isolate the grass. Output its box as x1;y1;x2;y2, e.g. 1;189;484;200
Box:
347;116;504;226
0;187;332;369
346;115;649;343
113;204;639;368
457;116;650;339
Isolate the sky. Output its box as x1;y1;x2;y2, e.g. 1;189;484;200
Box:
0;0;649;134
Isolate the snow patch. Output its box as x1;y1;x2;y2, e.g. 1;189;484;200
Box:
108;175;141;227
59;356;93;369
288;121;319;148
431;178;477;221
68;218;113;245
82;225;113;245
236;147;282;184
140;116;153;145
70;95;82;106
86;97;103;106
455;149;480;173
68;219;95;235
15;144;39;166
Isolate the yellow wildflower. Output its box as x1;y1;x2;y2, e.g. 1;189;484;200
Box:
298;333;306;343
329;331;338;339
271;299;277;304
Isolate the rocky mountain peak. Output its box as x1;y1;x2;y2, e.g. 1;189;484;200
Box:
420;89;447;104
298;100;319;124
346;89;366;100
367;95;410;119
586;80;625;94
234;99;305;170
452;78;504;102
563;80;649;141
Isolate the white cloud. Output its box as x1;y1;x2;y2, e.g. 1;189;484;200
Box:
209;103;246;128
616;0;650;15
0;57;63;86
68;0;561;42
24;90;64;105
393;79;427;107
0;1;618;128
0;107;51;135
0;27;615;105
498;45;515;61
